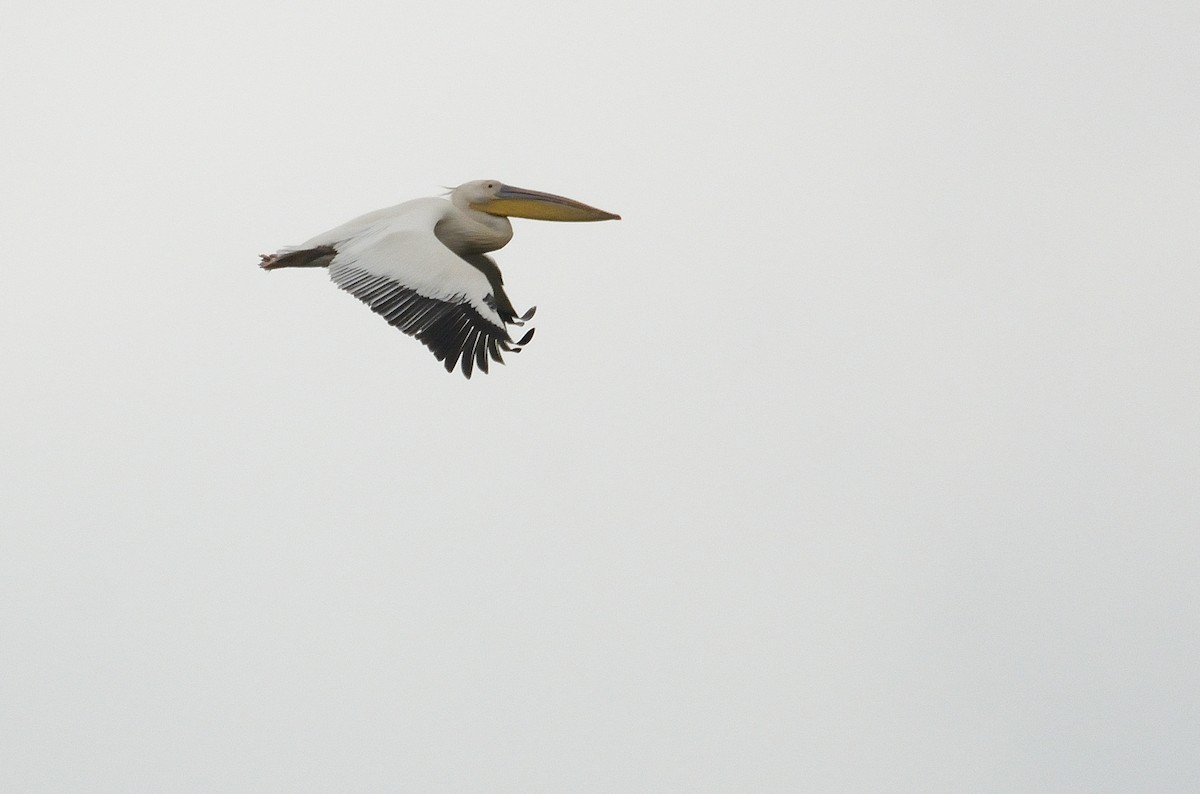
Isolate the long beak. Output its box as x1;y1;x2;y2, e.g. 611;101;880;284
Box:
473;184;621;222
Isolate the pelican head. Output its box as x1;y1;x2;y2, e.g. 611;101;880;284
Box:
452;180;620;222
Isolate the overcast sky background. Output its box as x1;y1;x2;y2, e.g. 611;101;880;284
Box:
2;1;1198;791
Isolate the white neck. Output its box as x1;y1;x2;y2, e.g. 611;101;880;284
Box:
438;202;514;254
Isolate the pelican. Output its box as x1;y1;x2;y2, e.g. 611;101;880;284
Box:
260;180;620;377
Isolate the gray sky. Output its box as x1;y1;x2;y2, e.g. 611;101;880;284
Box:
2;1;1198;791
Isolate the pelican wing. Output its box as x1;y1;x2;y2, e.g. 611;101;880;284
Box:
327;224;526;378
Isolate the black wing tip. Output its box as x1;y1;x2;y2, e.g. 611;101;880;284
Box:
331;266;536;378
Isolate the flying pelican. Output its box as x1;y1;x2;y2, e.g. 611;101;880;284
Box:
260;180;620;377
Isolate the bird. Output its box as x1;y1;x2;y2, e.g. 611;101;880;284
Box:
260;180;620;378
